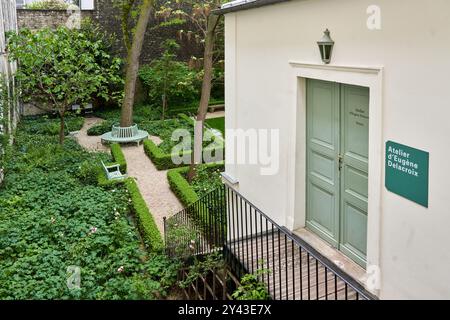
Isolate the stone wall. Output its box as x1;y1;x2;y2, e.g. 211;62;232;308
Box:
93;0;203;65
17;9;94;31
17;2;203;65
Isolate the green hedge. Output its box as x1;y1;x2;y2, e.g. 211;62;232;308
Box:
110;143;127;173
144;138;225;171
125;178;164;252
97;169;126;188
167;162;224;207
167;163;225;245
167;167;199;206
144;139;182;170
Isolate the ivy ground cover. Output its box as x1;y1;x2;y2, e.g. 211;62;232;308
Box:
0;118;178;299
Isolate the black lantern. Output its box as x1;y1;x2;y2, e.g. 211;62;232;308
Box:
317;29;334;64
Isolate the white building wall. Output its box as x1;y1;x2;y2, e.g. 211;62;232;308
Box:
224;0;450;299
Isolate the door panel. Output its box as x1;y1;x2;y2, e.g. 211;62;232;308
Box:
306;80;369;268
340;84;369;267
306;79;340;247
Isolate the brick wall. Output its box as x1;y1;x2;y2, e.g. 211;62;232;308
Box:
17;9;94;31
17;2;203;64
93;0;203;65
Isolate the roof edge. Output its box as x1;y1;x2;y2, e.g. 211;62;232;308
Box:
213;0;292;15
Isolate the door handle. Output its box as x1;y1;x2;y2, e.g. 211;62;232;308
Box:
338;154;343;171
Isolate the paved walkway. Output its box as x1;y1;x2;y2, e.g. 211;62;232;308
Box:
74;117;183;234
73;117;108;152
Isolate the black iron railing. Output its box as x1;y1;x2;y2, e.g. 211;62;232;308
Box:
164;184;377;300
164;186;227;258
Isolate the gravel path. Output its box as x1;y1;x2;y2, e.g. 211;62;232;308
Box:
74;117;183;234
122;144;183;234
73;117;108;152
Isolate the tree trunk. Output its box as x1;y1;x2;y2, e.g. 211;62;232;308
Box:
187;14;221;182
59;110;65;145
120;0;154;127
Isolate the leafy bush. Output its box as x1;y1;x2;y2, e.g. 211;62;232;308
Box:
167;163;224;205
167;164;224;238
20;115;85;136
94;104;162;123
191;164;224;197
78;159;102;185
25;0;69;10
232;268;271;301
178;252;225;289
87;120;114;136
125;179;164;252
139;40;200;117
110;143;127;173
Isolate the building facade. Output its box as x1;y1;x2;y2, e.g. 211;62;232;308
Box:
0;0;19;182
220;0;450;299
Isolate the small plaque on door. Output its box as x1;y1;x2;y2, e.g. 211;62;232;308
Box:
385;141;429;208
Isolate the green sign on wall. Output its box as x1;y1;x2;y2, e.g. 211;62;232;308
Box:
385;141;429;208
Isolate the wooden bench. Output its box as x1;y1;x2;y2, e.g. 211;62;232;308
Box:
101;161;126;180
101;124;148;146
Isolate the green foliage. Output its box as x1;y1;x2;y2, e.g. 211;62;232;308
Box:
139;40;200;115
232;266;271;301
87;120;114;136
20;115;85;136
168;98;225;117
0;118;176;299
142;114;224;170
190;164;224;197
7;26;122;142
178;252;225;289
144;139;182;171
167;164;225;242
111;143;127;173
167;167;200;206
168;163;224;205
141;116;194;154
125;178;164;252
205;117;225;137
89;104;162;136
24;0;69;10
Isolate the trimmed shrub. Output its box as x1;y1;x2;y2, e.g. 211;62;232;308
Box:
144;138;225;171
143;139;188;170
111;143;127;173
167;162;224;206
167;163;225;245
125;178;164;252
167;167;199;206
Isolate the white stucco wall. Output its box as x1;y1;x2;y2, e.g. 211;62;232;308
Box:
224;0;450;299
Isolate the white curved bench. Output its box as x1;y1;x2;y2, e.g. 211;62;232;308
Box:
101;124;149;146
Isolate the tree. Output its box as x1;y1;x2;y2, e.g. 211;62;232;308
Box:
139;39;198;119
117;0;155;127
8;27;122;144
157;0;224;181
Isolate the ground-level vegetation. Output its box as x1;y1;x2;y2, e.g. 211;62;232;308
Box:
0;117;178;299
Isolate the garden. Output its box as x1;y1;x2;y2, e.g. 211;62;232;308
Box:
0;0;269;301
0;119;177;299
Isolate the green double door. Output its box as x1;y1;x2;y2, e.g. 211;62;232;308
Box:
306;79;369;268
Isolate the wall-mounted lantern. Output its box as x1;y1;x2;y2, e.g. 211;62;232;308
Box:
317;29;335;64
